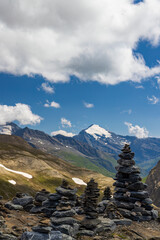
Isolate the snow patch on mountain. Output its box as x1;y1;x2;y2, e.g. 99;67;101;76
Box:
72;177;87;185
85;124;111;140
0;125;12;135
51;130;75;137
0;164;32;179
8;180;16;185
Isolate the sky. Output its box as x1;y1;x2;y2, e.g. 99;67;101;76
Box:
0;0;160;138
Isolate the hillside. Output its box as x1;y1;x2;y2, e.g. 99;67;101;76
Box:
146;160;160;207
0;135;114;199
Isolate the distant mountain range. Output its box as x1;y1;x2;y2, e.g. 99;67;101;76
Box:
1;123;160;177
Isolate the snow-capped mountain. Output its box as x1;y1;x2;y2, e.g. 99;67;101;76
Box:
0;123;21;135
74;124;130;156
74;124;160;175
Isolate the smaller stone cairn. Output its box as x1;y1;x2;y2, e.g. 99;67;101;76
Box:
103;187;112;200
50;179;79;238
30;189;61;217
80;178;100;237
113;144;158;221
98;187;112;214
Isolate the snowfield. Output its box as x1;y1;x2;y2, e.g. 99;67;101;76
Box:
0;164;32;179
8;180;16;185
72;177;87;185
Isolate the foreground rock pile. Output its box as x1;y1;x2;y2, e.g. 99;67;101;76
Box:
114;144;158;221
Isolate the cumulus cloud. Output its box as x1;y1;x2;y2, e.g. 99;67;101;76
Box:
84;102;94;108
0;103;43;125
41;82;54;94
61;118;72;128
0;1;160;85
125;122;149;138
44;100;60;108
51;130;75;137
147;95;159;104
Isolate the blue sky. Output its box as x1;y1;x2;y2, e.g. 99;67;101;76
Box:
0;0;160;138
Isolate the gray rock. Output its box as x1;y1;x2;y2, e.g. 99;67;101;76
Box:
52;223;79;237
49;193;61;201
142;198;153;205
114;200;134;210
151;210;158;220
35;193;49;203
21;231;63;240
30;206;44;213
115;166;140;174
42;200;58;208
130;191;149;199
114;218;132;226
56;187;77;197
96;217;116;233
12;196;33;206
81;218;100;230
127;182;147;191
78;230;95;236
32;226;52;233
5;201;23;211
51;217;78;226
0;233;17;240
52;209;76;218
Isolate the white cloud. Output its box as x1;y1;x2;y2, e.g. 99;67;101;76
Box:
51;130;75;137
135;85;144;89
155;76;160;88
125;122;149;138
121;109;132;115
0;103;43;125
44;100;60;108
61;118;72;128
41;82;54;94
84;102;94;108
0;1;160;85
147;95;159;104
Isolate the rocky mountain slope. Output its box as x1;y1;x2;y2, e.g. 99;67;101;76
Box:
146;160;160;207
0;134;114;199
0;123;116;177
1;123;160;176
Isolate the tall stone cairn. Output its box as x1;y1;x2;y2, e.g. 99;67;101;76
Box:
80;178;100;236
113;144;158;221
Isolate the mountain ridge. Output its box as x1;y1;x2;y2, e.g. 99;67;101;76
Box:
1;122;160;176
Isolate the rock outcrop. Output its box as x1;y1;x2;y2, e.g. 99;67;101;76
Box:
146;159;160;207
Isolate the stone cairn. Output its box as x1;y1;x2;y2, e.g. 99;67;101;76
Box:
80;178;100;237
50;179;79;238
103;187;112;200
113;144;158;221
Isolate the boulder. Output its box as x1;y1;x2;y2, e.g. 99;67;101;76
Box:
12;196;33;207
5;201;23;211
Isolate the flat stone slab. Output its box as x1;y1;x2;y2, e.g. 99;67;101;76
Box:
96;217;116;233
114;218;132;226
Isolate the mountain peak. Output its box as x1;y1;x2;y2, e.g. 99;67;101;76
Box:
85;124;111;140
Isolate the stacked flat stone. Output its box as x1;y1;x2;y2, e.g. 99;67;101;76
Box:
80;178;100;237
50;179;79;238
113;144;157;221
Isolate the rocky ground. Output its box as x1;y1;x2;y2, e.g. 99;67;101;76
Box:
0;203;160;240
